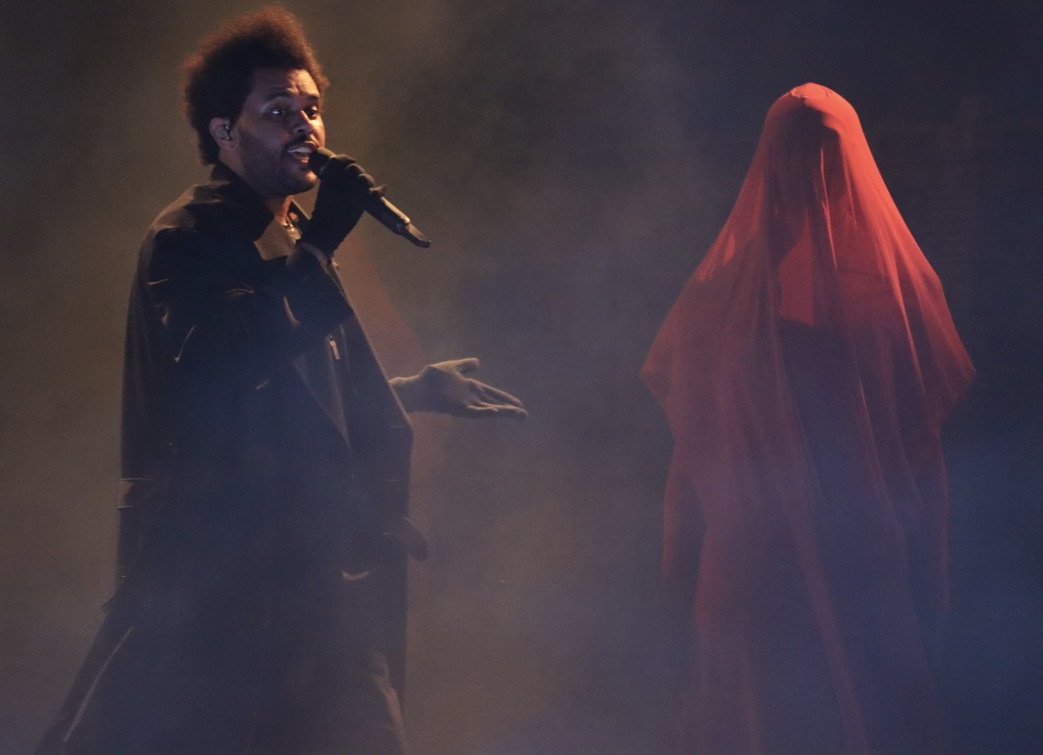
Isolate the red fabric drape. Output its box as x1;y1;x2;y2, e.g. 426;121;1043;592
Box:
642;84;974;753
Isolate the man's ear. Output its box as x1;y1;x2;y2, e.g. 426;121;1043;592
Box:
209;118;235;148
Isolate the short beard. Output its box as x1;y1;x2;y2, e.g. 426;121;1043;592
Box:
237;129;316;199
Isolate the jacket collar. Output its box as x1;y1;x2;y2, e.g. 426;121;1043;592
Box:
204;162;308;242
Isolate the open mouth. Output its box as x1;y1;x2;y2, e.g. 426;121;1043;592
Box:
286;143;315;165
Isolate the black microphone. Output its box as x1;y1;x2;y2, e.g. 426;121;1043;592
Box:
309;148;431;248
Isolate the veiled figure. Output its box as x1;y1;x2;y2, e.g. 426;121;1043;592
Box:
642;83;975;753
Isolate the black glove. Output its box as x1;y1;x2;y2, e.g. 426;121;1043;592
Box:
390;358;528;419
300;153;377;257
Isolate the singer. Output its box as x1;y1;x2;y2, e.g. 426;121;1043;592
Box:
37;7;525;754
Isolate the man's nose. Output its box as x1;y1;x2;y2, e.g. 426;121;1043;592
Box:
290;111;315;136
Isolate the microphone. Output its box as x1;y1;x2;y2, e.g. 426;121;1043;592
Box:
309;148;432;248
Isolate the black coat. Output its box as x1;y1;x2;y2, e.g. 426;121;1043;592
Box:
40;165;414;752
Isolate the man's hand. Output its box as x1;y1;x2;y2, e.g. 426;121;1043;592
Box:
299;153;377;258
390;358;528;419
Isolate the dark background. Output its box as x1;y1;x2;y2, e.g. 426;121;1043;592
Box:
1;1;1040;752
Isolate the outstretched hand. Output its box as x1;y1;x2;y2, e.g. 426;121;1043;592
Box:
390;358;528;419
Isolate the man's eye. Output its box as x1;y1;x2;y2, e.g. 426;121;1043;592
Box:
269;107;286;117
306;108;321;119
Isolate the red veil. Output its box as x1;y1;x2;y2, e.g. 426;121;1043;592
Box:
642;84;974;753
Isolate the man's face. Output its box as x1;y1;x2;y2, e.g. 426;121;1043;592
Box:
227;67;326;198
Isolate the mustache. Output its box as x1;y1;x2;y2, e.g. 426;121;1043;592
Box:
288;136;319;149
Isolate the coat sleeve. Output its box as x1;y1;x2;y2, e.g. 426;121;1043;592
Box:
145;227;353;389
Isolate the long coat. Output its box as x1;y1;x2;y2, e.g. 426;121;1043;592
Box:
40;165;414;752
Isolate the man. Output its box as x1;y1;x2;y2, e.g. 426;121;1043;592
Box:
38;7;525;753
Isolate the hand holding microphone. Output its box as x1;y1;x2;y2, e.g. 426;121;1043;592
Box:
306;148;431;253
299;151;374;258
